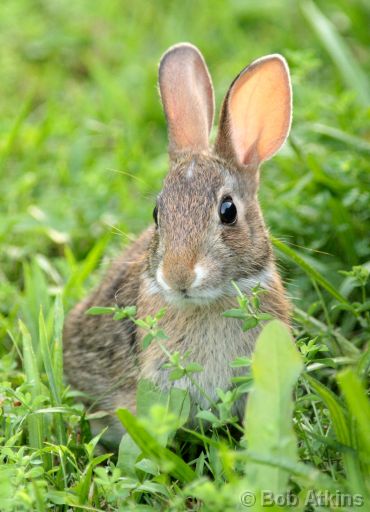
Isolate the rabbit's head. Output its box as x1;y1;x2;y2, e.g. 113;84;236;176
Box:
146;43;292;306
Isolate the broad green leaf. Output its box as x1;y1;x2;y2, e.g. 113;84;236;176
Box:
245;320;303;494
136;379;190;428
117;433;141;477
169;368;185;381
242;317;258;331
244;451;337;492
168;387;190;430
185;362;203;373
135;458;159;476
136;380;190;445
0;467;21;509
196;410;219;424
86;306;116;316
230;356;252;368
136;379;167;418
222;308;246;319
116;408;196;483
142;332;155;349
137;481;170;496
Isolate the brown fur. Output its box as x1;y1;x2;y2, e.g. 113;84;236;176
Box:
63;43;292;446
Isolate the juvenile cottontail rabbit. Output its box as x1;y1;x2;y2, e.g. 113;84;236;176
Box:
63;43;292;447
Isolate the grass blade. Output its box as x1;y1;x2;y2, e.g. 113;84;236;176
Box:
19;320;43;450
271;236;348;304
53;295;65;405
307;123;370;153
63;234;111;303
39;309;60;405
305;375;350;444
301;0;370;106
0;89;35;166
306;374;365;494
39;308;66;445
337;369;370;459
21;261;51;357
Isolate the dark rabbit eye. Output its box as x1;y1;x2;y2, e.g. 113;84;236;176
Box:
219;196;237;225
153;205;158;226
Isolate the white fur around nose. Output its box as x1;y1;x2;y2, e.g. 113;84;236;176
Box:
156;265;171;291
191;264;208;288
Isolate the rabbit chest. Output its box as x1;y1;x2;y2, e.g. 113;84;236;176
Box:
138;297;259;411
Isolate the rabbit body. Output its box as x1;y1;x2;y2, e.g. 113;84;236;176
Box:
63;44;292;446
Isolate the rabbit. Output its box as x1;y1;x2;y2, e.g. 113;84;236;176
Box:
63;43;292;447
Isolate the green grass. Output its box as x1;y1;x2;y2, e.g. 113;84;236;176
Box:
0;0;369;510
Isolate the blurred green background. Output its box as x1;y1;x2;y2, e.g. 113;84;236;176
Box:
0;0;369;329
0;2;369;509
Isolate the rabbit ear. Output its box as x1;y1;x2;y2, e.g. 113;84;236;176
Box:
215;55;292;167
159;43;215;155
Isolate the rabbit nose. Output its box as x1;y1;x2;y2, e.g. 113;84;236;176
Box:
157;260;195;292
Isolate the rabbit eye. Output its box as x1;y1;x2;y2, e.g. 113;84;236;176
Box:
219;196;237;225
153;205;158;227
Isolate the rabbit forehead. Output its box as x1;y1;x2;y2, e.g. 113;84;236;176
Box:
159;153;241;208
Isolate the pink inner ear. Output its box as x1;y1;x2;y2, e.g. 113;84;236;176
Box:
229;57;292;165
164;59;211;149
159;44;214;154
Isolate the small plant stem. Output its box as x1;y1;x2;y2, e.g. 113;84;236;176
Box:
303;378;325;437
186;374;217;409
312;279;332;329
